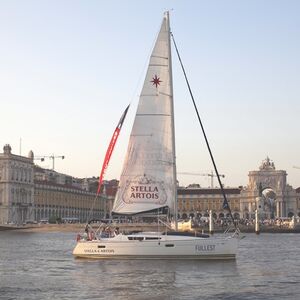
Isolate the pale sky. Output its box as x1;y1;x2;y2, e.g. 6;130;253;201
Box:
1;0;299;188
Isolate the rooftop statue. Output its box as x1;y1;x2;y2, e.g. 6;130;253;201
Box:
3;144;12;155
259;156;275;171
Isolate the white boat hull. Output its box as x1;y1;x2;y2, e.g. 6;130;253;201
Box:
73;233;238;260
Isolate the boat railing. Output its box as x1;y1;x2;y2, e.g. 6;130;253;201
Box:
77;222;118;241
224;225;241;238
158;218;173;232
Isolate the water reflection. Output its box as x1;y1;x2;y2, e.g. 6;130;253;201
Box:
70;259;238;299
0;232;299;300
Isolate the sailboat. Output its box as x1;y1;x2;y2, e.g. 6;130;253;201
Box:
73;12;239;259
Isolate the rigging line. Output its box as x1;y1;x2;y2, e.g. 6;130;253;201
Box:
170;32;236;228
87;193;101;225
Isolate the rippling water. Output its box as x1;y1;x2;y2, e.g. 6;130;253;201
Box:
0;231;299;300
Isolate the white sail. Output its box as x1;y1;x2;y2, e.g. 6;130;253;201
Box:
112;13;176;215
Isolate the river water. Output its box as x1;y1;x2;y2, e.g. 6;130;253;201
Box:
0;231;299;300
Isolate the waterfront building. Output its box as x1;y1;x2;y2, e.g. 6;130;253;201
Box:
0;145;105;225
176;158;299;220
177;187;241;219
1;145;299;225
0;145;34;225
33;168;104;223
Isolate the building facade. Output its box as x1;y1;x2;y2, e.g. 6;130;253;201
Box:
34;180;102;223
0;145;104;225
1;145;299;225
33;166;103;222
0;145;34;224
177;187;241;219
176;158;299;220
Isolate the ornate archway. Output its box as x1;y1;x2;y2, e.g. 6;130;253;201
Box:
261;187;276;219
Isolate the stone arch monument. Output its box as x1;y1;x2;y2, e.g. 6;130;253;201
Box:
241;157;296;219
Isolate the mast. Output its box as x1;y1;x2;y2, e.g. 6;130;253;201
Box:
166;11;178;230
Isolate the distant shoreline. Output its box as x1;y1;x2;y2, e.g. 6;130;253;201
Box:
0;224;83;233
1;223;300;234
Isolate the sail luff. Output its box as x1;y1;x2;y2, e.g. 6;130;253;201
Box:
166;12;178;229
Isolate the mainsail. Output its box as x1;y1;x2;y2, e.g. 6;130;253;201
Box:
112;13;176;215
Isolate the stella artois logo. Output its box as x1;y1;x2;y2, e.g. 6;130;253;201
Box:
122;175;167;205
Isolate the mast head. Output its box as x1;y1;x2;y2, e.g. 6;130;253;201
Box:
164;10;171;23
163;11;171;34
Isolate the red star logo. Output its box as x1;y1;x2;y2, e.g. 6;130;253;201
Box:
151;75;162;88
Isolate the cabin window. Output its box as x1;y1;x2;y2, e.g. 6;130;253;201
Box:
128;237;144;241
98;245;106;248
165;244;174;247
145;237;161;240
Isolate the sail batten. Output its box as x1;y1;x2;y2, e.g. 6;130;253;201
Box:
151;55;168;59
136;114;171;116
149;64;169;67
112;13;175;215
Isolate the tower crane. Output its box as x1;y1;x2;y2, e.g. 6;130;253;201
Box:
178;170;225;188
34;154;65;170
